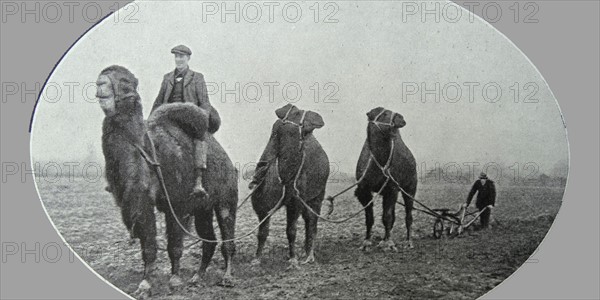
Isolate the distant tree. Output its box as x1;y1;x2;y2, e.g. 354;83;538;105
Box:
551;160;569;178
538;173;550;186
421;167;443;184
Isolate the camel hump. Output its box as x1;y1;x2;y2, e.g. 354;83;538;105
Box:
148;103;209;139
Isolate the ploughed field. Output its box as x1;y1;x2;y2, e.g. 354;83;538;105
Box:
38;177;562;299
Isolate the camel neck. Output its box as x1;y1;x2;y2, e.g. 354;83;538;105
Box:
103;112;145;145
367;127;396;166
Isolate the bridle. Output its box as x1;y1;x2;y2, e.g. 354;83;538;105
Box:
366;108;398;171
278;106;312;202
369;108;397;131
280;105;308;148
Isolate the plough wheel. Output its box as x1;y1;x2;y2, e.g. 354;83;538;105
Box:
433;218;444;239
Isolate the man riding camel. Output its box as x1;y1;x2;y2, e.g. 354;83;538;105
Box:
151;45;220;198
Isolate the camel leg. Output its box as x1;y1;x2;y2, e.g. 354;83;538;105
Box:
286;204;301;268
189;209;216;285
131;196;157;299
355;186;374;251
252;210;271;266
301;195;321;264
402;191;415;249
139;220;158;280
165;212;185;289
134;232;157;299
379;190;398;252
215;200;236;287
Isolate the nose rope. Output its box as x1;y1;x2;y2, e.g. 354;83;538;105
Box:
373;108;386;122
367;109;395;170
282;105;294;120
369;109;396;130
369;109;386;131
298;110;307;137
281;109;308;149
282;109;307;128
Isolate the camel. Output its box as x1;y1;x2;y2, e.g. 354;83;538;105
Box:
96;65;238;297
354;107;418;251
249;104;330;267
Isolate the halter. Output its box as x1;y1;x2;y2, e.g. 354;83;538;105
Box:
366;108;397;171
369;108;397;131
280;107;308;146
281;106;307;128
282;104;294;120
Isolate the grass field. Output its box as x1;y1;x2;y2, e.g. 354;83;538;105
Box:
37;177;563;299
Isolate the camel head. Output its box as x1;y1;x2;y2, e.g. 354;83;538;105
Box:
274;103;324;146
272;104;324;183
366;107;406;137
96;65;141;117
97;66;153;240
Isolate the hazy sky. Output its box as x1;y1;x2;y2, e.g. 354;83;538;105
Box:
31;1;569;177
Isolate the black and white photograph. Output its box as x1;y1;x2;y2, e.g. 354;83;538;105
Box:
7;0;587;299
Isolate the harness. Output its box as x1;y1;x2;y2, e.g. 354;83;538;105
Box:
280;108;310;203
301;109;460;224
280;106;308;148
369;108;398;131
367;109;396;177
292;109;398;223
151;109;314;244
118;107;453;246
119;129;283;245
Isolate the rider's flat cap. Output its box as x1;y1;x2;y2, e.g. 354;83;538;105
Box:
171;45;192;56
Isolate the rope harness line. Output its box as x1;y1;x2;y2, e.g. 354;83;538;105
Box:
133;132;287;246
125;107;472;250
272;109;385;223
235;179;263;210
324;158;372;204
152;174;266;251
368;108;397;132
294;152;389;223
133;109;309;246
300;109;464;225
280;109;308;150
292;109;398;223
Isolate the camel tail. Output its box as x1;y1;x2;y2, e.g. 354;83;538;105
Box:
148;103;208;139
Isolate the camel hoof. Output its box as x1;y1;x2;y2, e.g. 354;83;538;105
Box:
360;240;373;252
188;273;202;286
404;240;414;249
286;258;300;270
250;258;261;266
169;275;183;289
217;275;235;287
378;240;398;252
301;254;315;265
133;279;151;299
